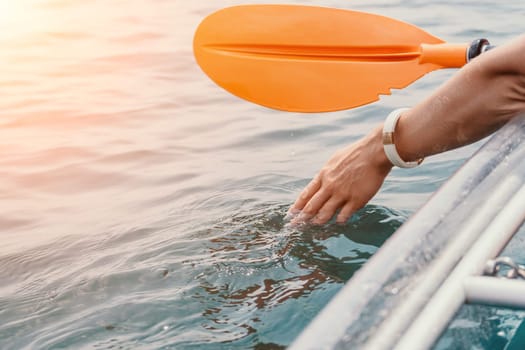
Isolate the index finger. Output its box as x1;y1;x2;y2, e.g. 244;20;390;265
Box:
289;176;322;214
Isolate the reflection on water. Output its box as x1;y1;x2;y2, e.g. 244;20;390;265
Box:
186;204;403;348
434;303;525;350
0;202;403;349
1;0;524;348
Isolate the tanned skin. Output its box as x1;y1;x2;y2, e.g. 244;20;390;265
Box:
290;35;525;225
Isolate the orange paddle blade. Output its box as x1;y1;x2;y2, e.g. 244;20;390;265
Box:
193;5;468;112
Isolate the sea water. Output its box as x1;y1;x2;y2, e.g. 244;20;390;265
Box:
1;0;524;349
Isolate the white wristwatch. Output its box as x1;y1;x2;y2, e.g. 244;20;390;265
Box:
382;108;424;168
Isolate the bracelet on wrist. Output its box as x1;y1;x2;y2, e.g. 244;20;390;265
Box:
382;108;424;168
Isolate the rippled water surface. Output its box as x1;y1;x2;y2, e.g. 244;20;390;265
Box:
1;0;524;349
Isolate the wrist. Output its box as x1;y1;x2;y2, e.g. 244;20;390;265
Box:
366;124;394;174
383;108;424;168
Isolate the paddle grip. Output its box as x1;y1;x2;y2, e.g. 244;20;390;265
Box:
467;38;493;62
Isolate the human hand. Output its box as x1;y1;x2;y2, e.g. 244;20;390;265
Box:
288;34;525;226
289;126;393;225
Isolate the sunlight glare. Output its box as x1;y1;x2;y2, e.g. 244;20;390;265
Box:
0;0;61;42
0;0;42;35
0;1;24;24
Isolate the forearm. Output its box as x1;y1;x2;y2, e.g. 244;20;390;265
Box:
395;35;525;162
290;35;525;225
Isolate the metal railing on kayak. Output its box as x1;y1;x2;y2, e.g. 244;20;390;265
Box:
290;114;525;350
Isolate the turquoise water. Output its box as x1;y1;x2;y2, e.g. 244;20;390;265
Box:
434;225;525;350
1;0;524;349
